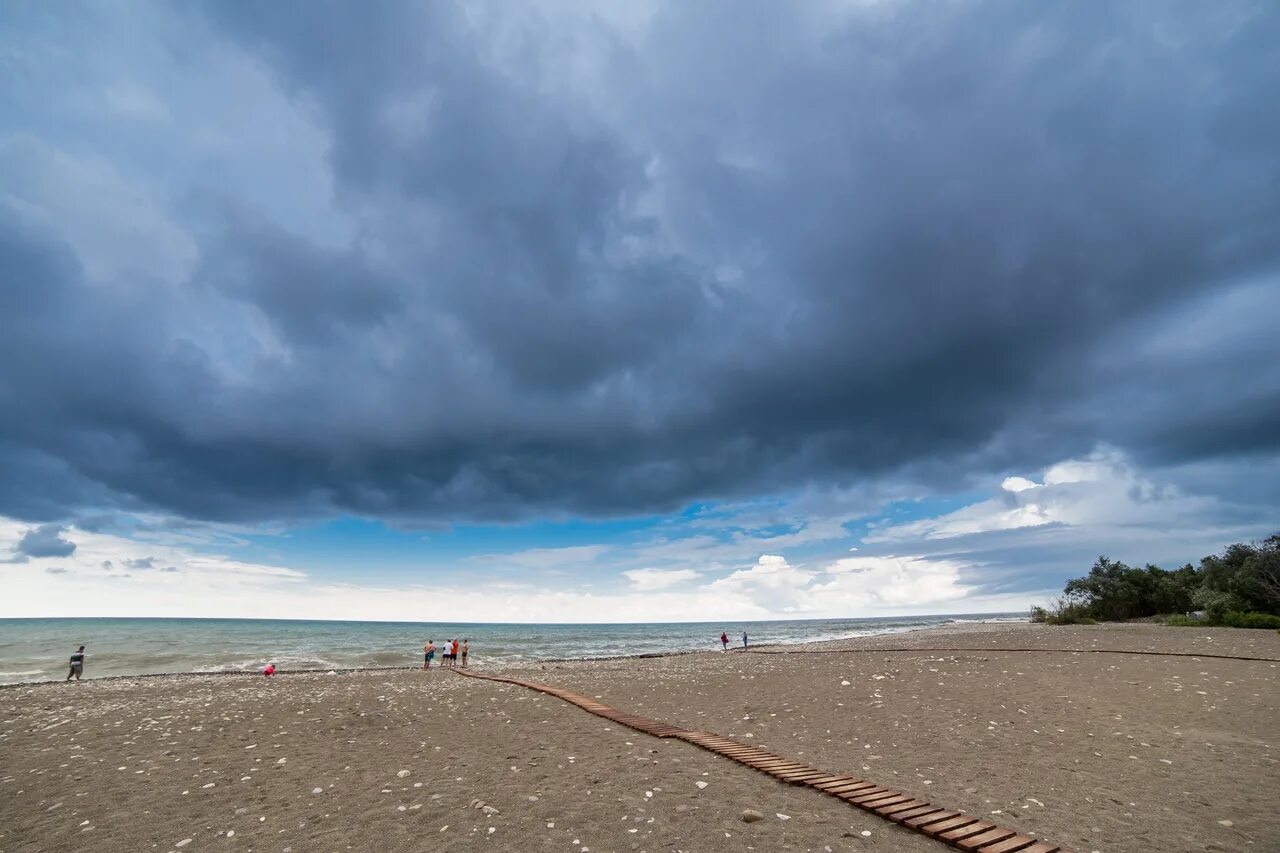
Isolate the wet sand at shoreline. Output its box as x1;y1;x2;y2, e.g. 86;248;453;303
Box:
2;622;1276;852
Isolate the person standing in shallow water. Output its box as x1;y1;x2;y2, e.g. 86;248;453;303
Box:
67;646;85;681
423;640;436;670
741;631;748;650
460;639;469;668
719;631;729;651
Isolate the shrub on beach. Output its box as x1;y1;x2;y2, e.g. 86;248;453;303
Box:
1191;587;1248;622
1037;598;1096;625
1059;557;1198;621
1040;532;1279;626
1199;534;1280;614
1166;611;1280;630
1218;611;1280;630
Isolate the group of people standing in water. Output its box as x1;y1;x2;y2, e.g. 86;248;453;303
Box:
422;638;468;669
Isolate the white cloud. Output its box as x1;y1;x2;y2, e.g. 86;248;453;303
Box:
869;447;1216;543
622;567;698;590
707;555;817;614
1043;458;1108;485
698;553;1046;618
0;517;1039;621
814;555;972;608
0;517;311;619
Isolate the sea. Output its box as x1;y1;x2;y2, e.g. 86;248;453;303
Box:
0;613;1026;684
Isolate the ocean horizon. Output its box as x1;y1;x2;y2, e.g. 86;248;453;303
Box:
0;612;1025;683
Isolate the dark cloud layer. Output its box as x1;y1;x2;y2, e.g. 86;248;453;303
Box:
0;1;1277;525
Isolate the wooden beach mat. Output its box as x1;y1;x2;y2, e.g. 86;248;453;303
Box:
451;668;1073;853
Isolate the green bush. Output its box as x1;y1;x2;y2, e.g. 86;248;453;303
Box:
1200;535;1280;614
1029;606;1049;623
1219;611;1280;630
1037;597;1097;625
1052;533;1279;624
1163;611;1280;629
1063;558;1199;622
1192;587;1248;621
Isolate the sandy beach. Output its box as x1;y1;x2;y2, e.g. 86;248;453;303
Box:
2;622;1277;853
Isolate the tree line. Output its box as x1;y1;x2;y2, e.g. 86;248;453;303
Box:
1033;533;1280;628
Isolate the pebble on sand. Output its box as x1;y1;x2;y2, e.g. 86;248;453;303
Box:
741;809;764;823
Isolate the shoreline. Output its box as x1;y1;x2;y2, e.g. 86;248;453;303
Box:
0;613;1029;685
10;616;1280;690
0;617;1027;688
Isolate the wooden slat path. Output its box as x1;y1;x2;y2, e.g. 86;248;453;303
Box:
452;668;1073;853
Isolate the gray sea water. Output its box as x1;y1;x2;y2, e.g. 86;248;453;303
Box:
0;614;1025;683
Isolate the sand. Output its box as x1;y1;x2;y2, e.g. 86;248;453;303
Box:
2;622;1276;853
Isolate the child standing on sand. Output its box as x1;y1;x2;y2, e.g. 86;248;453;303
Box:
719;632;729;651
423;640;436;670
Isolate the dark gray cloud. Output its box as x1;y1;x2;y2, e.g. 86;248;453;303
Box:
0;1;1277;525
12;524;77;560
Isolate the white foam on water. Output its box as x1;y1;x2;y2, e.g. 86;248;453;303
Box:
192;658;266;673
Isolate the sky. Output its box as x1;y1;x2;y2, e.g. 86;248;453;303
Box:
1;1;1277;623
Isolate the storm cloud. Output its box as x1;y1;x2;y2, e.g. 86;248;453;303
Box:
0;1;1277;527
